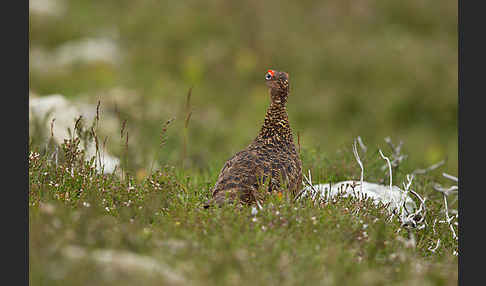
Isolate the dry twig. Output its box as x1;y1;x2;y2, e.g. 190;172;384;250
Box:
357;136;367;153
381;137;408;171
428;239;441;253
352;138;364;196
412;159;446;175
379;149;394;206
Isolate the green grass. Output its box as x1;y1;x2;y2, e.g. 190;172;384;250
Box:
29;0;457;284
29;131;458;285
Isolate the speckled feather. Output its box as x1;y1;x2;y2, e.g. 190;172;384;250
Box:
205;70;302;207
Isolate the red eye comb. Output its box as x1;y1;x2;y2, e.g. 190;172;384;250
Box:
267;69;275;76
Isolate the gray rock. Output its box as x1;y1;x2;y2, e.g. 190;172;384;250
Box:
299;180;417;214
29;94;120;174
62;245;186;284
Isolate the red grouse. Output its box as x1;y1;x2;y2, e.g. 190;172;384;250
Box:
204;69;302;207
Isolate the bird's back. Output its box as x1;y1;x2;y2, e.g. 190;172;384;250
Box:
209;135;302;207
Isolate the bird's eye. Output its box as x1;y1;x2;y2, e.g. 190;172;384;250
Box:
265;73;272;80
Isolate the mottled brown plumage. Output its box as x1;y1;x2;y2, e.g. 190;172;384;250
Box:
204;69;302;208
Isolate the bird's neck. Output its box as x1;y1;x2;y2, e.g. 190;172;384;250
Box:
256;90;292;141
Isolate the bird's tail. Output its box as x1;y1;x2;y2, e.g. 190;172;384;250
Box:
202;189;240;209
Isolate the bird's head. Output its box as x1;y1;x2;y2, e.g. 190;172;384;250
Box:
265;69;289;103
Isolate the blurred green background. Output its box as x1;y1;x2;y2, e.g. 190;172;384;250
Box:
29;0;457;176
